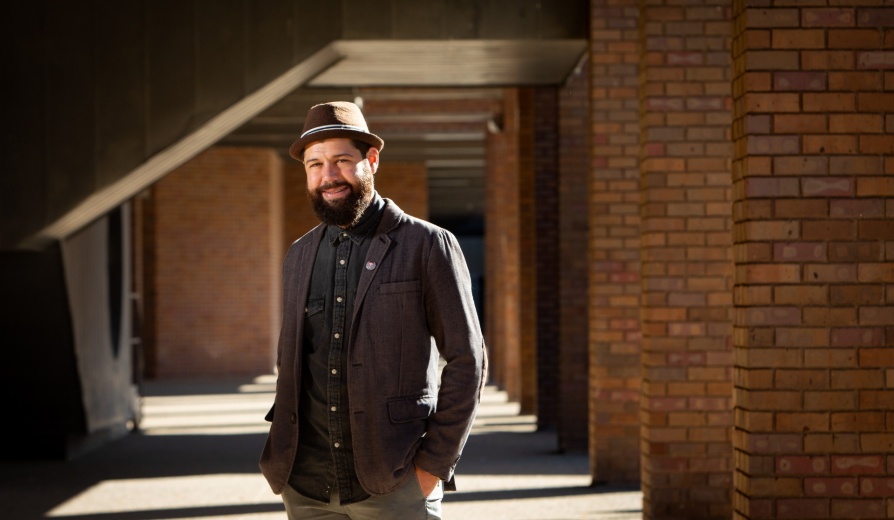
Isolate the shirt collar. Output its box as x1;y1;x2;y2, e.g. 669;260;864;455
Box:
326;192;385;245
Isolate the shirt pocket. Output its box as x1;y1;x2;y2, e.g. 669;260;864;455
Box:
305;296;325;318
303;296;326;352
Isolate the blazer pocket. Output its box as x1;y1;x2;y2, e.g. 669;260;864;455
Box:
378;280;421;295
387;395;435;424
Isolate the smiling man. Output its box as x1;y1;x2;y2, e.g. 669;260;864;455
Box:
260;101;487;520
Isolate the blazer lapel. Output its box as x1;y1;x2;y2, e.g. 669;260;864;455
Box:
353;201;401;320
292;225;325;353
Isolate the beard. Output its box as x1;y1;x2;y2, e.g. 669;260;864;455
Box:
307;166;374;228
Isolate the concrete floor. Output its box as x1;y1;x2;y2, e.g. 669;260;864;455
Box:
0;376;641;520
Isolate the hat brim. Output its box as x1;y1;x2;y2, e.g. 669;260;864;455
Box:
289;129;384;161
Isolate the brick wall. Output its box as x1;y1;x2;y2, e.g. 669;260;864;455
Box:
558;60;591;453
639;2;735;518
589;0;642;485
731;3;894;519
150;147;282;377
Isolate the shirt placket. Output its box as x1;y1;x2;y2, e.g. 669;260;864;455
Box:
329;232;351;496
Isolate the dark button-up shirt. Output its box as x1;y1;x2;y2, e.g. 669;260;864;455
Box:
289;193;385;504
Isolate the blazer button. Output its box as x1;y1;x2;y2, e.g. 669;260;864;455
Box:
290;413;297;424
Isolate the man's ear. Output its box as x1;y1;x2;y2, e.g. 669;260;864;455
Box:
367;147;380;174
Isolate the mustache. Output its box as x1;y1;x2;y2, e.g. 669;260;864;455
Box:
316;180;352;193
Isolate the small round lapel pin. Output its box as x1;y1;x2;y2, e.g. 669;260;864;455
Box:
366;261;377;270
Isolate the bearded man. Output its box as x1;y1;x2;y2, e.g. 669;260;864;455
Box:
259;101;487;520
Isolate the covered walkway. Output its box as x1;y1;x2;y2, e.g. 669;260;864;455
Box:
0;377;640;520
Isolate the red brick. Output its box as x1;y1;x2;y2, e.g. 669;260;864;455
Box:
747;9;800;29
857;178;894;196
831;412;886;433
773;198;828;219
860;135;894;154
745;177;800;197
857;9;894;28
830;498;886;518
858;221;894;240
830;285;884;306
829;29;882;49
806;477;859;497
859;92;894;112
828;71;883;91
804;391;858;411
804;93;857;113
803;135;857;155
774;114;827;133
772;29;825;49
802;177;854;197
859;51;894;69
777;456;830;475
858;477;894;497
746;93;801;113
802;51;855;71
803;8;855;28
774;242;825;262
832;455;886;475
830;199;885;219
830;156;882;175
829;114;883;134
776;498;830;519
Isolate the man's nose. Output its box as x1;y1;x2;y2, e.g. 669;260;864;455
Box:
321;162;340;181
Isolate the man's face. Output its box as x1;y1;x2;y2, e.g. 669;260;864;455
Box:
303;138;378;227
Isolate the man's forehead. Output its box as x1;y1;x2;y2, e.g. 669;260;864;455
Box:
304;138;358;158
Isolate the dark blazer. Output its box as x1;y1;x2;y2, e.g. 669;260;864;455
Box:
260;198;487;496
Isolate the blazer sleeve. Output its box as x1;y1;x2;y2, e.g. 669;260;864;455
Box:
413;228;487;482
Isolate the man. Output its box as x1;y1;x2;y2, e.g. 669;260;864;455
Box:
260;101;486;520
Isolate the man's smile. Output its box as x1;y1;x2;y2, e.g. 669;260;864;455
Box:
320;183;351;201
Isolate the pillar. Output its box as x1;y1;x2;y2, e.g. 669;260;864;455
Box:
732;2;894;519
639;1;735;517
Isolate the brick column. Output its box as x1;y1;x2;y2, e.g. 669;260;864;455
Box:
558;61;591;452
518;88;539;415
485;89;522;402
534;86;561;430
639;2;735;518
589;0;642;485
732;3;894;519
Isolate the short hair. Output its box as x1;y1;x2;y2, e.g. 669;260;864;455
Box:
352;139;373;158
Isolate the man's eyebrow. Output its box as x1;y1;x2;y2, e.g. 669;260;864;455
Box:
305;151;356;162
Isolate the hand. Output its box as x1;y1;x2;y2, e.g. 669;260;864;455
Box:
414;464;441;498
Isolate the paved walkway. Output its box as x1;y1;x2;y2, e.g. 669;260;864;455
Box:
0;376;641;519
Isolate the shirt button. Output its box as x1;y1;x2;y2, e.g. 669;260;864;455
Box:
339;259;346;265
334;332;340;339
336;296;343;303
334;442;340;448
331;369;337;375
331;406;337;412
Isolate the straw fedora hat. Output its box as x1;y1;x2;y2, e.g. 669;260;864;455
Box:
289;101;385;161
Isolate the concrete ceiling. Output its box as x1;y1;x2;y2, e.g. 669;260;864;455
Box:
221;39;586;230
